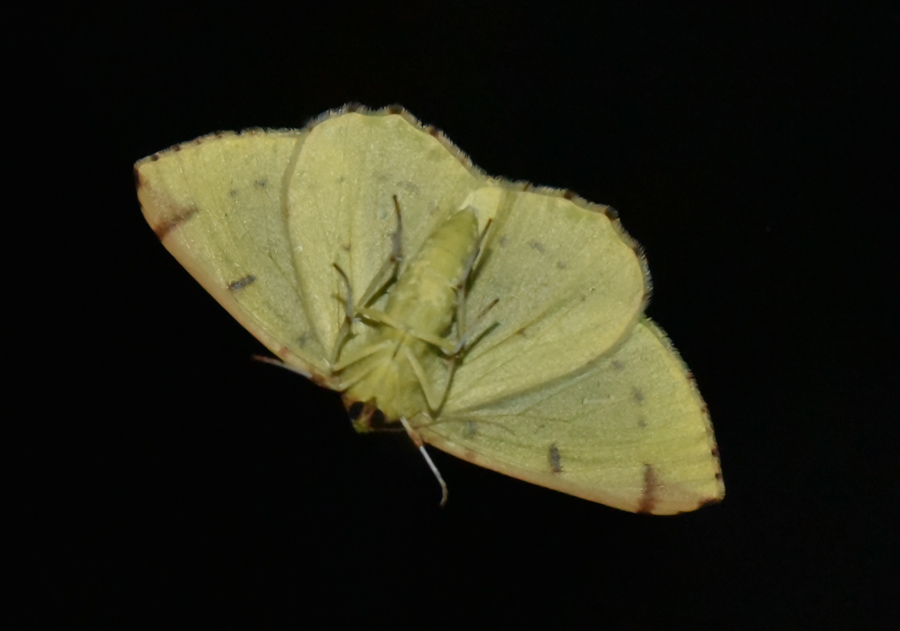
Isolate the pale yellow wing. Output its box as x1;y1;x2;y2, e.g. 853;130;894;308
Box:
136;108;484;379
448;185;647;410
423;319;723;514
136;128;331;377
284;110;483;355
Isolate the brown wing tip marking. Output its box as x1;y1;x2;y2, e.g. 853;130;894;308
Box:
152;206;200;239
637;464;660;514
549;443;563;473
698;495;723;509
710;446;724;482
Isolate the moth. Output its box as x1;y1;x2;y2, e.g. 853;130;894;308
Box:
136;106;723;513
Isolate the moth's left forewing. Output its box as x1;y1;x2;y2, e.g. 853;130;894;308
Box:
136;129;333;378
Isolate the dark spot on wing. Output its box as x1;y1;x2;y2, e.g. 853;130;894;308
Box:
425;125;438;137
386;104;402;114
637;464;660;514
556;260;566;269
462;420;478;439
637;416;647;429
528;241;545;253
611;360;625;371
150;154;160;162
172;144;182;152
562;190;575;200
632;388;645;404
227;275;257;291
253;178;268;188
152;206;200;239
229;188;240;197
549;443;563;473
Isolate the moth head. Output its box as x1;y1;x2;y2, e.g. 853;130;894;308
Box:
344;398;393;433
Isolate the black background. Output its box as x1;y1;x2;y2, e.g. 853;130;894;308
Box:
30;2;897;627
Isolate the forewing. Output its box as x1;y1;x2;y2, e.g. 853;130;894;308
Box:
424;319;723;514
136;129;331;377
284;111;484;355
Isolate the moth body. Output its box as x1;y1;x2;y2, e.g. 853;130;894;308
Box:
339;209;480;422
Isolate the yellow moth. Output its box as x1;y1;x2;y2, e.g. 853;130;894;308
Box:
136;105;723;514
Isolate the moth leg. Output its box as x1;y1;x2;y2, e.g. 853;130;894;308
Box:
356;307;457;355
454;218;492;342
355;194;404;309
332;338;394;373
454;298;500;355
330;196;404;364
449;217;503;358
251;354;312;379
400;416;448;507
402;345;446;411
330;263;356;365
